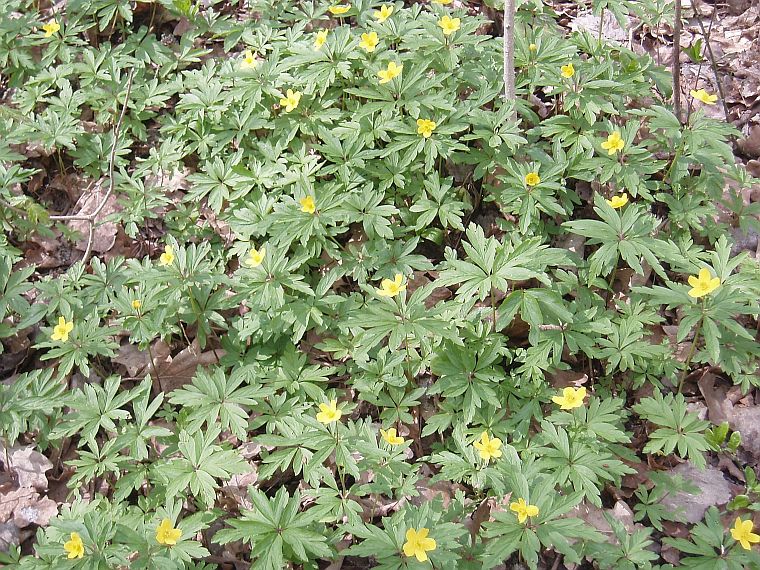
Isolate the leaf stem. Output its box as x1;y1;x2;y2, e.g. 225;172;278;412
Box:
678;298;706;392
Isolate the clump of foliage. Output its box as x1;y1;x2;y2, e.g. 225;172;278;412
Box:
2;0;760;568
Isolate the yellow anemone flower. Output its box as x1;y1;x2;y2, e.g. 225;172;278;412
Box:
473;431;502;462
42;21;61;37
524;172;540;186
314;29;328;50
299;196;316;214
690;88;718;105
601;131;625;155
551;386;587;410
606;193;628;209
731;517;760;550
328;4;351;15
687;268;721;298
560;63;575;78
240;49;257;69
51;316;74;342
316;399;342;424
510;498;539;523
380;427;405;445
155;518;182;546
159;245;175;266
63;532;84;559
359;31;379;52
279;89;302;113
402;528;436;562
245;247;266;268
373;4;394;22
416;118;436;138
438;15;460;35
377;273;406;297
377;61;403;84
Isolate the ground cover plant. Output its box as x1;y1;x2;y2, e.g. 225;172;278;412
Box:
2;0;760;568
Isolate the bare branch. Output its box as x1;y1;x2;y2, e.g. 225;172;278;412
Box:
48;70;134;264
672;0;682;122
503;0;516;104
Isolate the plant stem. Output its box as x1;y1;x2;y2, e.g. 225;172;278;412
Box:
605;255;619;306
334;425;346;497
678;300;706;392
490;287;498;333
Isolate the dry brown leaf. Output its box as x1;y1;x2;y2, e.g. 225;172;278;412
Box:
8;448;52;491
67;181;121;254
156;339;224;393
0;487;58;528
113;340;171;378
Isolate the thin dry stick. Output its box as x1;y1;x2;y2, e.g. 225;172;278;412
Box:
503;0;516;104
49;70;134;263
692;2;729;123
672;0;683;122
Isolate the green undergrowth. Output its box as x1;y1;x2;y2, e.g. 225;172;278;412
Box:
2;0;760;568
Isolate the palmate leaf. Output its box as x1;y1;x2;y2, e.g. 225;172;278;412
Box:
632;391;710;468
437;224;568;302
214;487;331;570
563;195;669;279
349;283;460;352
533;421;634;507
169;365;271;439
162;427;248;508
483;474;601;570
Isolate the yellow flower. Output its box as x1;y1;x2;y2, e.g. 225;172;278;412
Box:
560;63;575;78
377;61;403;84
473;431;502;462
690;88;718;105
42;21;61;37
316;399;342;424
63;531;84;559
687;268;721;298
402;527;436;562
416;118;437;138
601;131;625;155
524;172;540;186
300;196;316;214
279;89;302;113
529;43;537;51
359;31;379;52
551;386;587;410
328;3;351;14
131;299;142;310
159;245;175;266
606;193;629;209
245;247;266;268
374;4;394;22
314;29;328;50
377;273;406;297
432;0;452;4
731;517;760;550
509;498;539;524
155;518;182;546
240;49;257;70
380;427;405;445
438;15;461;36
51;316;74;342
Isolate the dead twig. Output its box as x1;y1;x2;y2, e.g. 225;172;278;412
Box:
503;0;516;107
672;0;683;122
49;70;134;264
689;1;729;123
